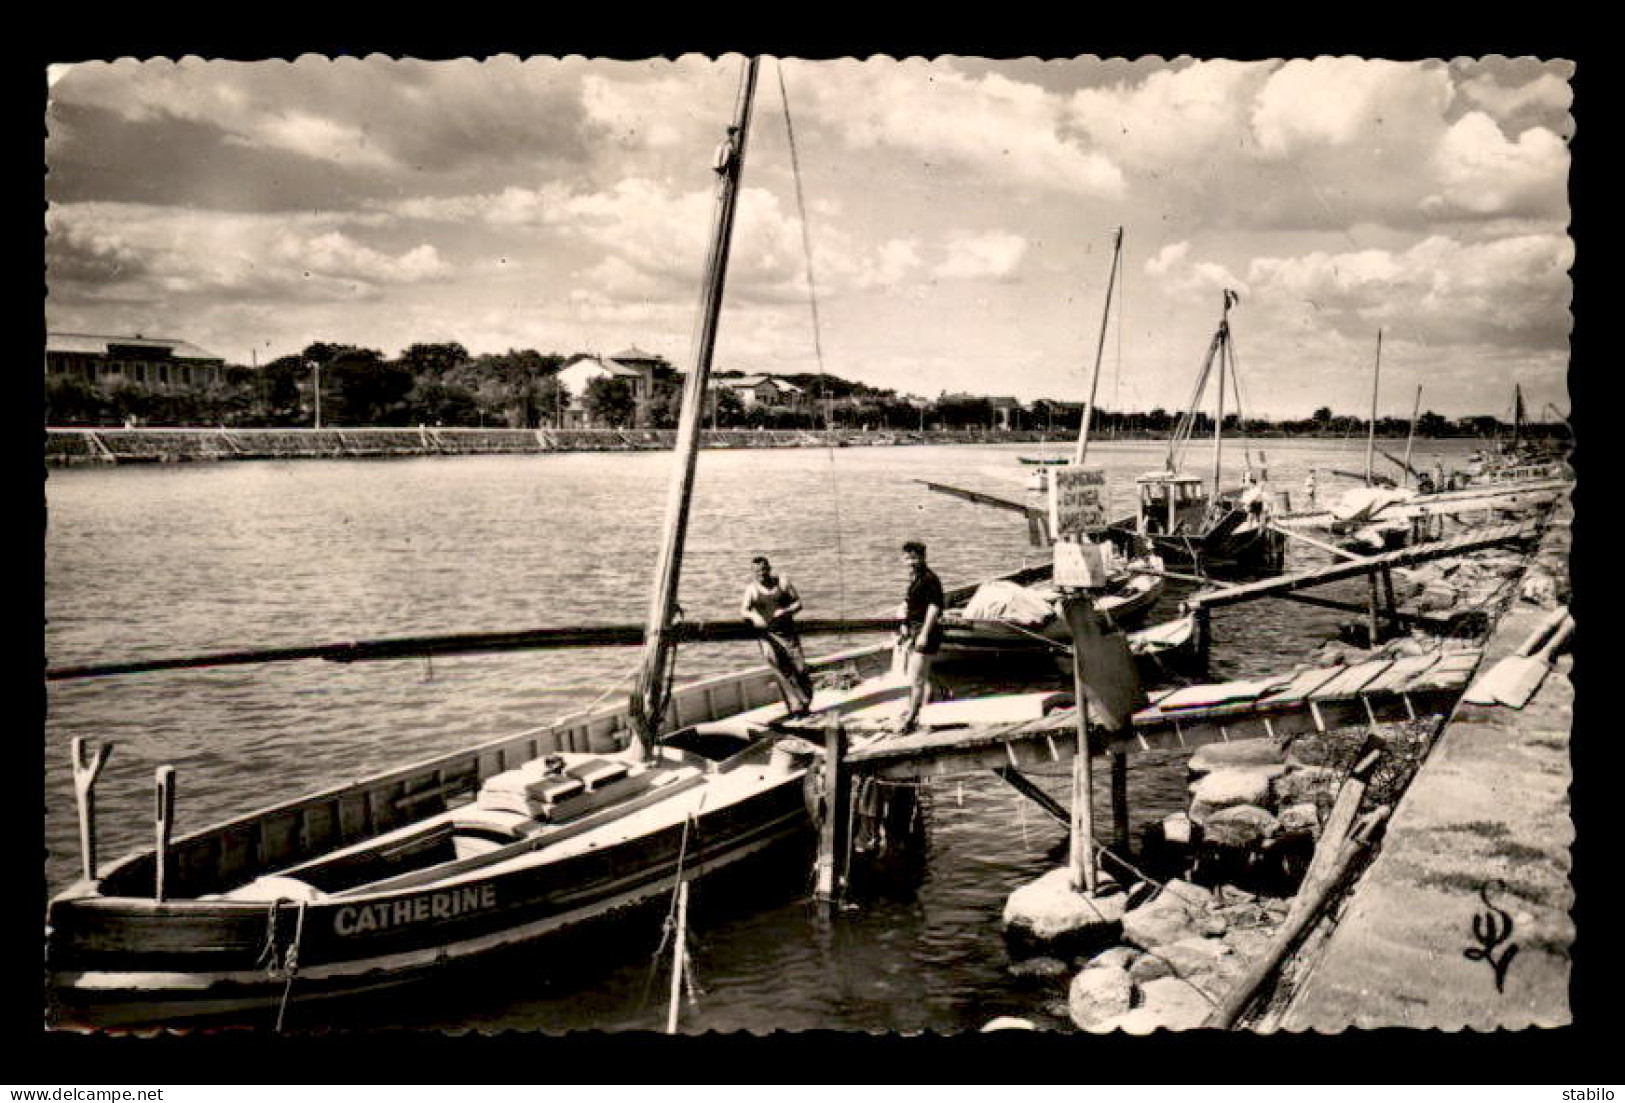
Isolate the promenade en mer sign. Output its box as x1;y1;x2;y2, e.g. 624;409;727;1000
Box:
1049;466;1111;589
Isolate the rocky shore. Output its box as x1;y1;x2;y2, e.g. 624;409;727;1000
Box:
994;508;1571;1033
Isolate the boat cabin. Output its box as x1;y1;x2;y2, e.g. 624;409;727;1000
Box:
1135;471;1209;535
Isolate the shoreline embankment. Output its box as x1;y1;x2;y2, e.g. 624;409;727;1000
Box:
1266;495;1573;1030
44;425;1489;466
45;426;1070;465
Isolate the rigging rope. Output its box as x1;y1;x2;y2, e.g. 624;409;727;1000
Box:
273;899;308;1034
777;60;850;621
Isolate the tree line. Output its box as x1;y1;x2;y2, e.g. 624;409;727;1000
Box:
44;341;1567;439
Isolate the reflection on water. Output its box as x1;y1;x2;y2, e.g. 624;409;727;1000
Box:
44;438;1478;1031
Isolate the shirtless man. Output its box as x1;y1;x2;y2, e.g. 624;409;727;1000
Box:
741;556;814;717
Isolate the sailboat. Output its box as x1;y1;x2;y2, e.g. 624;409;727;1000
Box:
41;58;975;1030
1116;290;1284;577
938;229;1168;653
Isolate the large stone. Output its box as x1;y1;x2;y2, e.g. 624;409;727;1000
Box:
1277;801;1322;838
1201;804;1281;850
1222;925;1277;964
1160;811;1197;846
1094;975;1218;1033
1189;767;1286;821
1128;936;1238;985
1273;765;1341;808
1121;880;1211;950
1008;955;1071;981
1004;867;1126;954
1067;965;1136;1032
1084;945;1142;971
1283;734;1338;769
1136;975;1221;1030
1187;738;1285;778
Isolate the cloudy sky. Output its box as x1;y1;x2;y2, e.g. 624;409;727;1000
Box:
44;54;1574;420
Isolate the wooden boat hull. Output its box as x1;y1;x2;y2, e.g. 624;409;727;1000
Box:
1140;518;1284;576
46;643;901;1028
938;569;1163;657
48;778;809;1028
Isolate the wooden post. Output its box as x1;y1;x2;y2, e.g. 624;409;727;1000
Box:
1381;567;1398;637
154;765;176;901
70;738;113;883
1285;740;1384;928
1061;595;1098;895
666;878;690;1034
1111;751;1130;850
813;716;849;903
1366;570;1381;648
1192;604;1212;672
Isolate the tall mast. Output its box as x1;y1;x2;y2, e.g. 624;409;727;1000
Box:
1402;383;1422;488
629;56;759;757
1073;227;1123;466
1365;329;1382;485
1211;290;1234;500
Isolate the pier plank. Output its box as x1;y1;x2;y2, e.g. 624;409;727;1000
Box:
1308;660;1395;700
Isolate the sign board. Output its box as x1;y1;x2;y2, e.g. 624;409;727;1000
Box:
1053;537;1109;589
1049;465;1109;538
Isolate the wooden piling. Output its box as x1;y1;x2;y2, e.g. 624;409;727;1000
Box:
1061;596;1098;895
1111;752;1130;849
154;765;176;901
70;738;112;883
814;717;849;903
1366;572;1381;648
666;878;690;1034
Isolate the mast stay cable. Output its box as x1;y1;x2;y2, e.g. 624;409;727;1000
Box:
777;59;850;621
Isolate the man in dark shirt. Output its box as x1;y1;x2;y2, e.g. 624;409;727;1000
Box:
895;540;944;734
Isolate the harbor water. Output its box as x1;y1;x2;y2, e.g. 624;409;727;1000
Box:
43;437;1483;1032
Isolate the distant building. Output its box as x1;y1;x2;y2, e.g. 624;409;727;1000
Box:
712;374;804;409
989;396;1023;430
555;347;674;427
45;332;226;391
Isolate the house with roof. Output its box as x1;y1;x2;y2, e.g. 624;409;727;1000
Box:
989;396;1024;430
711;374;805;409
46;333;226;391
554;347;677;427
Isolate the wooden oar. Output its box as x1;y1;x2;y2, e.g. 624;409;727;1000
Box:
1463;609;1573;708
45;616;900;681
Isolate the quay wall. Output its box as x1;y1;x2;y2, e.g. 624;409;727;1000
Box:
1272;494;1574;1030
45;426;1080;465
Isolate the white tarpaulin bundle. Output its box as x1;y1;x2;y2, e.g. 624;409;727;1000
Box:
960;580;1056;625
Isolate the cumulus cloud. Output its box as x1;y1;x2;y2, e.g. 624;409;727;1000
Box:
1245;232;1572;348
794;59;1124;197
934;231;1028;280
1458;71;1572;125
1425;112;1569;218
1068;60;1270;169
48;56;596;184
46;202;452;305
1142;240;1245;301
1251;58;1455;157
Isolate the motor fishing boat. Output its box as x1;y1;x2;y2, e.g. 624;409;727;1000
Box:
1112;292;1284;577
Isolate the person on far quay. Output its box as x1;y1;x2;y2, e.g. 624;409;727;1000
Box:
741;555;814;718
894;540;944;735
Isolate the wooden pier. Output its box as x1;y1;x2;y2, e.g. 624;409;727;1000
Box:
843;644;1482;780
